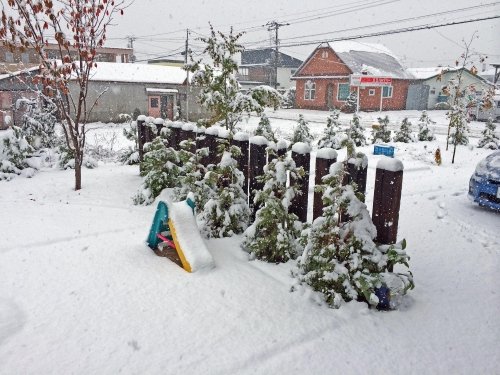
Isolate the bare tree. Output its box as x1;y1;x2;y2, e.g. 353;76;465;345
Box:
1;0;125;190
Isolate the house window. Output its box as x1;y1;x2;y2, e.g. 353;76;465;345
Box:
304;80;316;100
321;50;328;59
382;86;393;98
430;88;436;95
5;52;14;63
150;98;159;108
239;67;249;76
369;89;376;96
337;83;350;101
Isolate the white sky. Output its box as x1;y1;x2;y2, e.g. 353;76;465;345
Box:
106;0;499;69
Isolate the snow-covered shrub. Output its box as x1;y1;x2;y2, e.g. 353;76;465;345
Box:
241;153;305;263
133;137;180;205
19;96;57;150
318;110;343;149
371;115;392;144
417;111;436;141
56;138;99;171
254;113;276;142
0;126;35;180
448;104;470;146
198;142;250;238
173;139;210;209
393;118;415;143
290;114;313;145
119;115;140;165
348;113;366;147
342;91;357;113
296;162;414;309
477;118;499;150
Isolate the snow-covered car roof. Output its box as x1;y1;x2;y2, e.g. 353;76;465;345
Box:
474;151;500;181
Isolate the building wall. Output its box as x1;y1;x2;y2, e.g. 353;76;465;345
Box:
423;71;492;109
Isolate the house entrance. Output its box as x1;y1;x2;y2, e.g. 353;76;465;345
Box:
326;83;334;110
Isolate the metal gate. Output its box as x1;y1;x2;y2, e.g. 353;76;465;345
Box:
406;84;429;110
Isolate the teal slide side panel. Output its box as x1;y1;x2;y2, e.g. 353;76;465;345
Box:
186;197;195;213
147;201;169;249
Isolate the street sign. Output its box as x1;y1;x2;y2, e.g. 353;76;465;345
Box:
350;75;392;87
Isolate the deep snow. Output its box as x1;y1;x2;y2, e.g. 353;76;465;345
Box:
0;109;499;374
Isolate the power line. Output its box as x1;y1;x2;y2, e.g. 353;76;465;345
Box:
246;15;500;50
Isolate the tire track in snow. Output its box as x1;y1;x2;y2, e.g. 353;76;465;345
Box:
0;226;139;253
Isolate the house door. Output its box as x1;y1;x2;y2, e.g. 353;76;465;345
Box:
160;96;169;119
326;83;334;110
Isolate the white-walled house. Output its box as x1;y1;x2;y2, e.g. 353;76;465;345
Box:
408;67;494;109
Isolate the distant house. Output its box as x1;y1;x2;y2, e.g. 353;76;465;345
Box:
0;62;207;126
0;67;40;129
238;49;302;90
292;41;414;112
0;41;132;74
407;66;494;110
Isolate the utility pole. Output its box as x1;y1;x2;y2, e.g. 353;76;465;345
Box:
126;35;136;63
185;28;189;122
265;21;289;89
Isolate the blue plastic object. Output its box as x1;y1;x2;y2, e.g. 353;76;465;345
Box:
375;285;391;310
374;144;395;157
147;201;170;250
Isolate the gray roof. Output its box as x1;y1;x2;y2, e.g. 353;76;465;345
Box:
337;50;413;79
241;49;302;68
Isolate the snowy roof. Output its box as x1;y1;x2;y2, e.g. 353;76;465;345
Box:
327;41;412;79
407;66;494;85
87;62;188;85
407;67;460;80
0;66;40;81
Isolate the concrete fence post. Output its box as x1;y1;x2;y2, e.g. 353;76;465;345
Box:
290;142;311;223
154;118;164;136
249;136;268;214
232;132;250;195
313;148;337;221
372;158;404;245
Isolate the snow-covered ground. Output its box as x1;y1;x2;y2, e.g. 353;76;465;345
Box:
0;109;499;374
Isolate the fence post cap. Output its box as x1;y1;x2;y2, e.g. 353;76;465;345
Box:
154;118;164;125
218;129;231;139
233;132;249;141
146;116;155;123
205;126;221;136
376;157;404;172
276;139;289;150
348;153;368;168
292;142;312;155
316;147;338;160
193;125;206;133
137;115;147;121
182;123;195;131
249;135;269;145
171;121;184;128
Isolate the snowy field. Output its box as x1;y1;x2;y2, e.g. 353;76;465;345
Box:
0;109;499;374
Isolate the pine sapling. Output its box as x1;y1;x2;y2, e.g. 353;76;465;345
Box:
290;114;313;145
393;117;414;143
254;113;276;142
348;113;367;147
417;111;436;141
372;115;392;144
242;153;305;263
198;141;250;238
297;162;414;309
477;117;499;150
318;109;343;149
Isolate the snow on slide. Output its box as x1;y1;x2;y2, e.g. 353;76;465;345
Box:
168;201;214;273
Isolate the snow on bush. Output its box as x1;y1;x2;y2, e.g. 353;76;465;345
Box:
393;117;415;143
295;162;414;309
241;153;305;263
254;113;276;142
477;117;499;150
417;111;436;141
0;126;35;180
318;109;343;150
348;112;367;147
290;114;313;146
371;115;392;144
198;142;250;238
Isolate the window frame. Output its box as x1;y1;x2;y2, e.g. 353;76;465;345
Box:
337;83;350;101
150;97;159;108
382;86;393;98
304;80;316;100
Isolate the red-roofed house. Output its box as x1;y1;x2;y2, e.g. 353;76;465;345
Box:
292;41;414;112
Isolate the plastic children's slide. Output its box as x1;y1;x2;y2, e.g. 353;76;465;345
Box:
147;198;214;273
